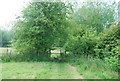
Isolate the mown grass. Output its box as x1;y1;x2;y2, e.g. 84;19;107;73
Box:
67;55;118;79
2;62;80;79
1;53;119;79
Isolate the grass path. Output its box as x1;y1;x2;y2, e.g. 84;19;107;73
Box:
2;62;83;79
67;64;83;79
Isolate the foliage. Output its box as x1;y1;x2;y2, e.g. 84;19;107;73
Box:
1;1;119;79
94;24;120;70
2;53;52;62
72;1;117;33
0;29;13;47
13;2;70;58
64;24;98;56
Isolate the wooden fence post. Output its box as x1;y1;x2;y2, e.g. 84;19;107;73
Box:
7;48;8;54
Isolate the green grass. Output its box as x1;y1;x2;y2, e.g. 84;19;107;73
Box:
1;52;119;79
68;55;118;79
0;62;2;80
51;54;60;58
2;62;82;79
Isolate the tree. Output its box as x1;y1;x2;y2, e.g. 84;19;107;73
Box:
13;2;70;59
72;1;117;33
63;1;117;56
0;29;13;47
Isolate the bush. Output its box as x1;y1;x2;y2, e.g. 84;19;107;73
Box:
2;52;51;62
64;25;98;56
94;24;120;70
104;55;119;70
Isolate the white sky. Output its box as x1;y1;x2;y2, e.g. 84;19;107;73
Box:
0;0;30;30
0;0;119;30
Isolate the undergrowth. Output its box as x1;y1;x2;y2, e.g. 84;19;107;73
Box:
66;54;119;79
2;53;52;62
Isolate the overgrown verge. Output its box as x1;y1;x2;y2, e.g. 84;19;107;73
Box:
2;52;51;62
65;54;118;79
64;24;119;71
62;24;119;79
2;52;65;62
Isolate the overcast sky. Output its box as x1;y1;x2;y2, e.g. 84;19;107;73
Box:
0;0;30;30
0;0;119;30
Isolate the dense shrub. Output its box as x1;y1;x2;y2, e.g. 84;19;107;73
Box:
94;24;120;70
64;25;98;56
